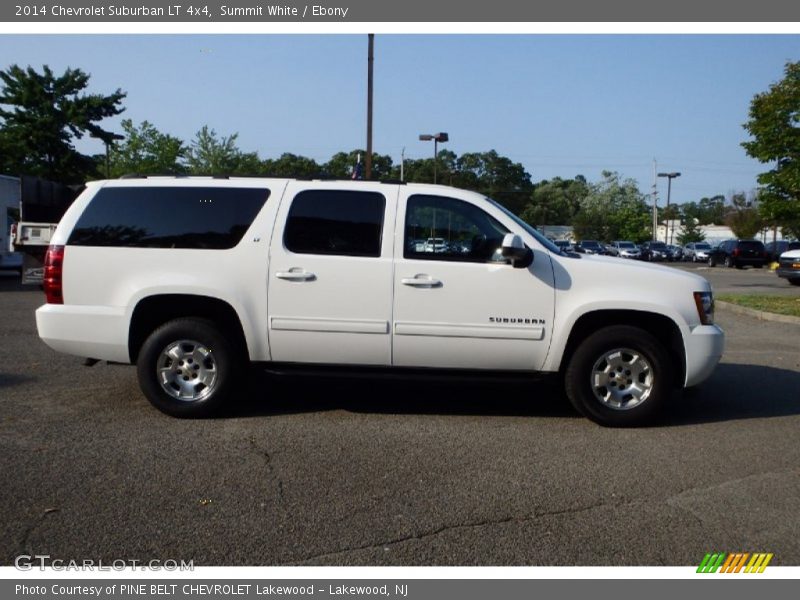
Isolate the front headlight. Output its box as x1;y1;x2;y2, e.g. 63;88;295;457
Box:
693;291;714;325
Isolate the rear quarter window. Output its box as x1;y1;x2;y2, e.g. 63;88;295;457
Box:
67;186;270;249
738;241;765;251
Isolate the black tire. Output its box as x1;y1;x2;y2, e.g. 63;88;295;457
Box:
136;318;243;418
564;325;674;427
724;256;734;268
790;279;800;286
707;256;716;267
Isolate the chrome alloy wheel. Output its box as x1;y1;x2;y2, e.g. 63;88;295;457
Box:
590;348;654;410
156;339;218;401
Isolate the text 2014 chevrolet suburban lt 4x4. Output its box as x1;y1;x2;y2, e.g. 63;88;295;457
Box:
36;178;724;426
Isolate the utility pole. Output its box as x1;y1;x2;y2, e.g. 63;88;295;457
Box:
365;34;374;180
400;147;405;182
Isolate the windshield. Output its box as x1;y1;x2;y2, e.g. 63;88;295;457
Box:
618;242;635;248
696;243;711;250
650;242;667;249
486;197;562;254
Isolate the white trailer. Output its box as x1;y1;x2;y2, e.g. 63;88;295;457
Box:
0;175;23;272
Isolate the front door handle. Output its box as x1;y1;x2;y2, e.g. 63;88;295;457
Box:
401;275;441;287
275;270;316;282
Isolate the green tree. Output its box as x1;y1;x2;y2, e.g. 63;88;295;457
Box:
742;61;800;235
262;153;322;178
519;176;587;227
454;150;533;215
108;119;185;177
324;150;394;179
0;64;125;183
725;192;764;239
185;126;260;175
573;171;651;242
676;218;706;245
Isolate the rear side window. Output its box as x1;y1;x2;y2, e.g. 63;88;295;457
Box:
68;186;269;249
283;190;385;257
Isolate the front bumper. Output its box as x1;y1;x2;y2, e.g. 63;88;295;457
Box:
776;267;800;280
684;324;725;387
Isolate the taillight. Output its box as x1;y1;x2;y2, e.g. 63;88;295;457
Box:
733;247;740;257
43;245;64;304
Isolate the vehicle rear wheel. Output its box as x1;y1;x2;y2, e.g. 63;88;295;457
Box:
707;256;716;267
564;325;674;427
136;318;243;418
724;256;734;268
790;279;800;286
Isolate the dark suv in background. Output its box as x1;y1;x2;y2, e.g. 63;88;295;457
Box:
765;240;800;262
707;239;767;269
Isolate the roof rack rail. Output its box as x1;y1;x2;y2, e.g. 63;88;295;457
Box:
119;173;146;179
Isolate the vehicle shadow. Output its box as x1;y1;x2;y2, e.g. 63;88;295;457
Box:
229;371;577;419
228;363;800;425
0;275;33;293
664;363;800;426
0;373;37;389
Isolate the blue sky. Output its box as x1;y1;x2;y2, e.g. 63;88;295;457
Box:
0;34;797;204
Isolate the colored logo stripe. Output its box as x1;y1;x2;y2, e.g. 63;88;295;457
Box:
697;552;773;573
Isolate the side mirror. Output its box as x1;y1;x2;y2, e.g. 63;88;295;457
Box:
501;233;533;269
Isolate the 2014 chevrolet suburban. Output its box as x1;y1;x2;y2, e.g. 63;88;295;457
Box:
36;177;725;426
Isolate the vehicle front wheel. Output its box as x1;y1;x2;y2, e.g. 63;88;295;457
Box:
790;279;800;286
564;325;674;427
136;318;243;418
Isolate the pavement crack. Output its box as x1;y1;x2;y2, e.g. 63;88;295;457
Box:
18;507;59;557
247;436;285;502
287;501;620;564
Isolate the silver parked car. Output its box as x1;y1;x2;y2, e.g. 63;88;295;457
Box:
609;240;641;259
683;242;713;262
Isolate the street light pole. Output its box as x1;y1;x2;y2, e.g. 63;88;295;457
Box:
657;172;681;245
418;132;449;184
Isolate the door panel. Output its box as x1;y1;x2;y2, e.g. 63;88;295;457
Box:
267;183;396;365
393;192;555;371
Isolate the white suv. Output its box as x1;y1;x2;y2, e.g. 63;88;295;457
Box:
36;177;724;426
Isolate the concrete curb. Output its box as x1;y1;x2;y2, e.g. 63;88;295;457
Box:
716;300;800;326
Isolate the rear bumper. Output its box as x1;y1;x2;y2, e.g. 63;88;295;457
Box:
36;303;131;363
684;324;725;387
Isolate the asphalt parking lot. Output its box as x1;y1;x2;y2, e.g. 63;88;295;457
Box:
0;266;798;567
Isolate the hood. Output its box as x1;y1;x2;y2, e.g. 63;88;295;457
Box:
563;253;712;291
780;249;800;259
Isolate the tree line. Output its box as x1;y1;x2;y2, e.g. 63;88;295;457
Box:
1;62;798;242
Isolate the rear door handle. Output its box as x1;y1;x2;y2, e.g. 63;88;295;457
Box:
401;275;441;287
275;270;316;282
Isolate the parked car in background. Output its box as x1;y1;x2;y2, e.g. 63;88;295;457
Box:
776;249;800;286
666;245;684;262
554;240;573;253
573;240;606;255
423;237;449;253
765;240;800;263
639;241;669;262
707;239;767;269
609;240;641;259
683;242;713;263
